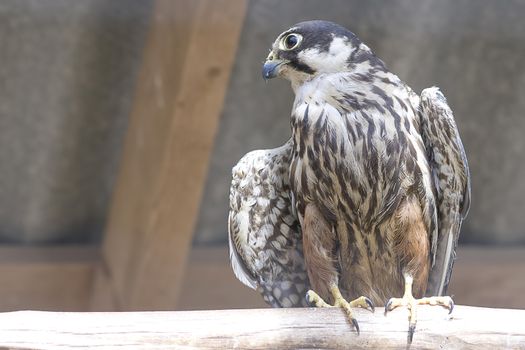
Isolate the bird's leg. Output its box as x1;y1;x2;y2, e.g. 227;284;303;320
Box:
384;274;454;344
306;283;374;334
302;203;374;334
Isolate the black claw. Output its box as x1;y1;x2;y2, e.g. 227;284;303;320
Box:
384;298;393;316
305;292;312;306
351;317;360;335
408;323;416;344
448;298;455;314
365;297;375;313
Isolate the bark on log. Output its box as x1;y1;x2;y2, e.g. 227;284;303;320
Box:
0;306;524;349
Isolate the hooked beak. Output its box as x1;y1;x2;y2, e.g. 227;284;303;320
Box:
262;59;285;80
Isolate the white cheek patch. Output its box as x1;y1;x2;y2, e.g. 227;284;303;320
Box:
298;36;353;73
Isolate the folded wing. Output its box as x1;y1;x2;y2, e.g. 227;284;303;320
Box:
419;87;471;296
228;140;310;307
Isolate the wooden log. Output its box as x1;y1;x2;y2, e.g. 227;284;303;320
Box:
0;306;523;349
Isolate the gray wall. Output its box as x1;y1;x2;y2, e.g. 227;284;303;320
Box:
195;0;525;245
0;1;152;243
1;0;524;245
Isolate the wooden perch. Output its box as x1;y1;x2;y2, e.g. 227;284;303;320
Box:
0;306;524;349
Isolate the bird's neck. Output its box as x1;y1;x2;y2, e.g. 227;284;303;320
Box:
290;72;313;93
290;54;387;94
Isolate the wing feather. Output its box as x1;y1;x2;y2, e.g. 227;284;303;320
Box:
228;140;310;306
419;87;471;296
228;211;258;289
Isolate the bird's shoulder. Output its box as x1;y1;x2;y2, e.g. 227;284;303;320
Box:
291;71;420;137
232;143;292;193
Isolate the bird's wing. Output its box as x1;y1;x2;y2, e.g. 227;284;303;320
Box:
228;210;258;290
419;87;471;296
228;140;309;306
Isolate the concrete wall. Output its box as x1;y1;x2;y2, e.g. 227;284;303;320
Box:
1;0;524;245
0;1;152;243
195;0;525;245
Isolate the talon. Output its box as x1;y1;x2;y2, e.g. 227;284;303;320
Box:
308;285;368;335
448;298;454;314
408;323;416;344
305;292;312;305
305;290;332;308
365;297;375;313
351;317;360;335
384;298;393;316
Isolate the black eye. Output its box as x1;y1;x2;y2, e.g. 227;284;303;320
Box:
284;34;299;49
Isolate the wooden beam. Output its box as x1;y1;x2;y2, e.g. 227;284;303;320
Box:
0;245;522;312
178;246;525;310
177;247;267;310
0;246;97;312
448;247;525;309
91;0;246;311
0;306;524;349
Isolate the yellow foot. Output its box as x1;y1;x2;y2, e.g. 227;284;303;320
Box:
384;276;454;344
306;284;374;335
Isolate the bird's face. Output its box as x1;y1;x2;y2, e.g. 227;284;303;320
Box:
262;20;367;87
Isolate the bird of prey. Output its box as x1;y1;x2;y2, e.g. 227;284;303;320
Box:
229;20;470;343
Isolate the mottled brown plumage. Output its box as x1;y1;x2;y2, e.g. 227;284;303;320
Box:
228;141;310;307
230;20;470;342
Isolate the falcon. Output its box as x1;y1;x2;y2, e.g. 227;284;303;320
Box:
229;20;470;343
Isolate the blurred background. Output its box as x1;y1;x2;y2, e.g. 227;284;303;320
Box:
0;0;524;312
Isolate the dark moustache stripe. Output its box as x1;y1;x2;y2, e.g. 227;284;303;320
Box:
288;60;316;74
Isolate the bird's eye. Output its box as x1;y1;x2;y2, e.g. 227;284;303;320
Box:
285;35;298;49
281;33;302;50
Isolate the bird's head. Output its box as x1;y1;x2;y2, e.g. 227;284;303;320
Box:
262;20;383;87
